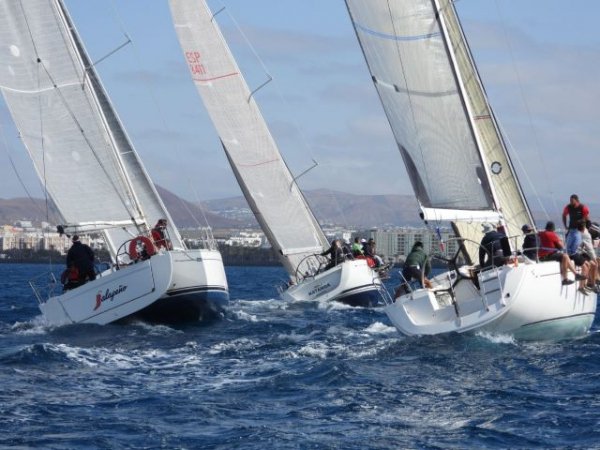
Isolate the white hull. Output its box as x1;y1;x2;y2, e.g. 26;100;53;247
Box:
281;259;382;307
385;260;596;341
143;248;230;322
481;262;596;340
37;249;229;326
39;252;173;326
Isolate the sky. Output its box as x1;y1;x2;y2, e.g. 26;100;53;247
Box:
1;0;599;220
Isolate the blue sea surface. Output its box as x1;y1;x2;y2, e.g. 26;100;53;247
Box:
1;263;599;449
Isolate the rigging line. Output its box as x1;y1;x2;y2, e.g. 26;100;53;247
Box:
37;54;53;269
40;62;136;220
106;0;210;238
18;1;139;222
18;0;56;269
186;179;218;249
216;1;344;235
90;36;131;68
492;0;559;216
496;121;550;221
0;122;46;218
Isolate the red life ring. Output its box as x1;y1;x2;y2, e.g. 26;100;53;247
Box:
128;236;157;260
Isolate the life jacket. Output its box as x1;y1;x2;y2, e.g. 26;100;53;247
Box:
60;266;80;284
567;204;586;229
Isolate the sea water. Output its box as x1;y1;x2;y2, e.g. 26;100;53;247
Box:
1;263;599;449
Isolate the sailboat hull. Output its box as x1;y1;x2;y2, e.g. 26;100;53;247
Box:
481;261;596;341
39;252;174;326
385;261;596;340
133;249;229;323
281;259;382;307
37;249;229;326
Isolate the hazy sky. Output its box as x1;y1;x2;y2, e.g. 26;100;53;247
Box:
1;0;598;219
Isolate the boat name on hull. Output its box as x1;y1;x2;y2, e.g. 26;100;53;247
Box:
94;285;128;311
308;283;332;297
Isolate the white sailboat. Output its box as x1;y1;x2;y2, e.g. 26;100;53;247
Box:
0;0;228;325
345;0;596;339
168;0;383;307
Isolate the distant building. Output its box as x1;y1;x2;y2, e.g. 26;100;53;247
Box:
0;224;100;255
224;231;267;248
368;227;459;264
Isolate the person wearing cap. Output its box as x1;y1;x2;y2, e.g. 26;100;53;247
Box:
65;235;96;289
479;223;511;269
538;221;585;286
360;238;368;255
151;218;172;250
521;224;539;260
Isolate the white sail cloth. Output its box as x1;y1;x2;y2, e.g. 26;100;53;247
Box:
0;0;182;253
345;0;532;259
168;0;329;276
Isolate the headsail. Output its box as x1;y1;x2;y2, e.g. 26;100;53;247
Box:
435;0;533;249
0;0;183;255
168;0;329;276
345;0;533;260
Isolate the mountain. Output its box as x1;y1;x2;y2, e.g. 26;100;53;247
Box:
2;187;599;230
0;197;61;225
154;186;242;228
0;186;243;229
202;189;422;228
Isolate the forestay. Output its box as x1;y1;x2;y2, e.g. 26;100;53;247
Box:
168;0;328;276
345;0;532;260
0;0;182;255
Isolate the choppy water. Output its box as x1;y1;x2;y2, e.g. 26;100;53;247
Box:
1;263;600;449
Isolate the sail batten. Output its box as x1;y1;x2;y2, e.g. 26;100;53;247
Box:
168;0;329;276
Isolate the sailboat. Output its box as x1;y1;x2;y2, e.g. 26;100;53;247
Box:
345;0;596;339
0;0;228;325
167;0;384;306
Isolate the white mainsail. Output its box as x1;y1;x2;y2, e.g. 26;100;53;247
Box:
345;0;533;261
0;0;183;255
168;0;329;277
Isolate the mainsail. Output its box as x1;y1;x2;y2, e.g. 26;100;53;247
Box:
168;0;329;276
0;0;183;255
345;0;532;260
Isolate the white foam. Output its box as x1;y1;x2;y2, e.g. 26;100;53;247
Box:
208;338;261;355
364;321;397;335
10;316;51;335
297;342;331;359
231;309;262;322
131;321;183;336
277;330;320;343
475;331;516;345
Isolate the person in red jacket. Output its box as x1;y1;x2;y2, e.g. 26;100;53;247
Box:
151;219;172;250
538;221;585;287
